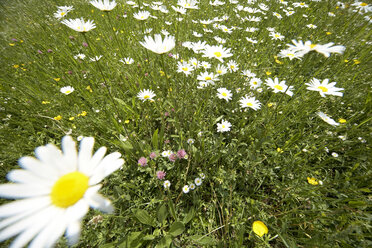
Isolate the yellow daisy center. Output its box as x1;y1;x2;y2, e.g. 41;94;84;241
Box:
65;90;71;94
50;172;89;208
253;81;257;85
144;95;150;99
60;12;66;16
318;86;328;92
222;92;227;97
182;67;188;71
214;52;222;57
274;85;283;91
222;125;226;128
310;44;317;49
205;76;212;80
246;102;253;107
360;3;367;6
300;3;305;5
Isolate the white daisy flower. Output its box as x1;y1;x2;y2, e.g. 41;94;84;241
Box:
163;180;171;189
60;86;75;95
266;78;294;96
215;64;228;75
189;183;196;190
195;178;202;186
139;34;175;54
54;6;74;19
182;185;190;193
197;71;219;83
161;150;172;157
305;78;344;98
239;95;261;110
177;61;194;76
177;0;199;9
317;112;340;127
119;57;134;65
74;53;86;60
248;77;262;89
202;45;233;63
217;119;232;133
227;60;239;72
90;0;117;11
0;136;123;247
137;89;156;102
61;18;96;32
133;10;150;20
217;88;233;101
172;6;187;14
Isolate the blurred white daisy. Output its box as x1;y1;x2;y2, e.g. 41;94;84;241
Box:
317;112;339;127
217;119;232;133
54;6;74;19
189;183;196;190
305;78;344;98
74;53;86;60
61;18;96;32
248;77;262;89
182;185;190;193
139;34;175;54
177;61;194;76
133;10;150;20
0;136;124;247
163;180;171;189
137;89;156;102
239;95;261;110
90;0;117;11
217;88;232;101
202;45;233;63
195;178;202;186
266;78;294;96
119;57;134;65
60;86;75;95
177;0;199;9
215;64;228;75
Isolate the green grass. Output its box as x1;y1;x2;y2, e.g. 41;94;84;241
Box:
0;0;371;247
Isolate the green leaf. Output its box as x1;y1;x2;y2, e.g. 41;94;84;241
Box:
114;97;136;115
152;129;159;150
157;203;168;224
155;234;172;248
132;209;155;227
168;199;177;221
189;235;217;245
118;232;144;248
143;235;155;241
168;221;185;237
183;207;194;224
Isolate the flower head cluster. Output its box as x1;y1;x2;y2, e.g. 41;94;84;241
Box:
54;6;74;19
279;40;346;59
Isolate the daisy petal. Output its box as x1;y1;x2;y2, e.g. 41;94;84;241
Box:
0;184;50;199
87;193;114;213
66;221;81;246
0;196;50;218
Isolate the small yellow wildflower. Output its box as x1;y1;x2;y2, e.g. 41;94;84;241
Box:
307;177;319;185
81;111;87;116
9;43;15;46
252;221;268;237
53;115;62;121
159;71;165;76
338;118;346;124
42;101;50;104
124;120;130;124
326;32;332;35
96;37;101;41
353;59;360;64
274;56;283;64
266;71;272;75
277;148;284;153
13;65;19;69
69;117;75;121
86;85;93;92
54;78;60;82
344;59;349;63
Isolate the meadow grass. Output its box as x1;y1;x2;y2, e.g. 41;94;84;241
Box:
0;0;371;247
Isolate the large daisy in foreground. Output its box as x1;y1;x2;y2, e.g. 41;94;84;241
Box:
0;136;124;247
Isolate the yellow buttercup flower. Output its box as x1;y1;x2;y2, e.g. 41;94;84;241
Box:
338;118;346;124
307;177;319;185
54;78;60;82
253;221;268;237
53;115;62;120
266;71;272;75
